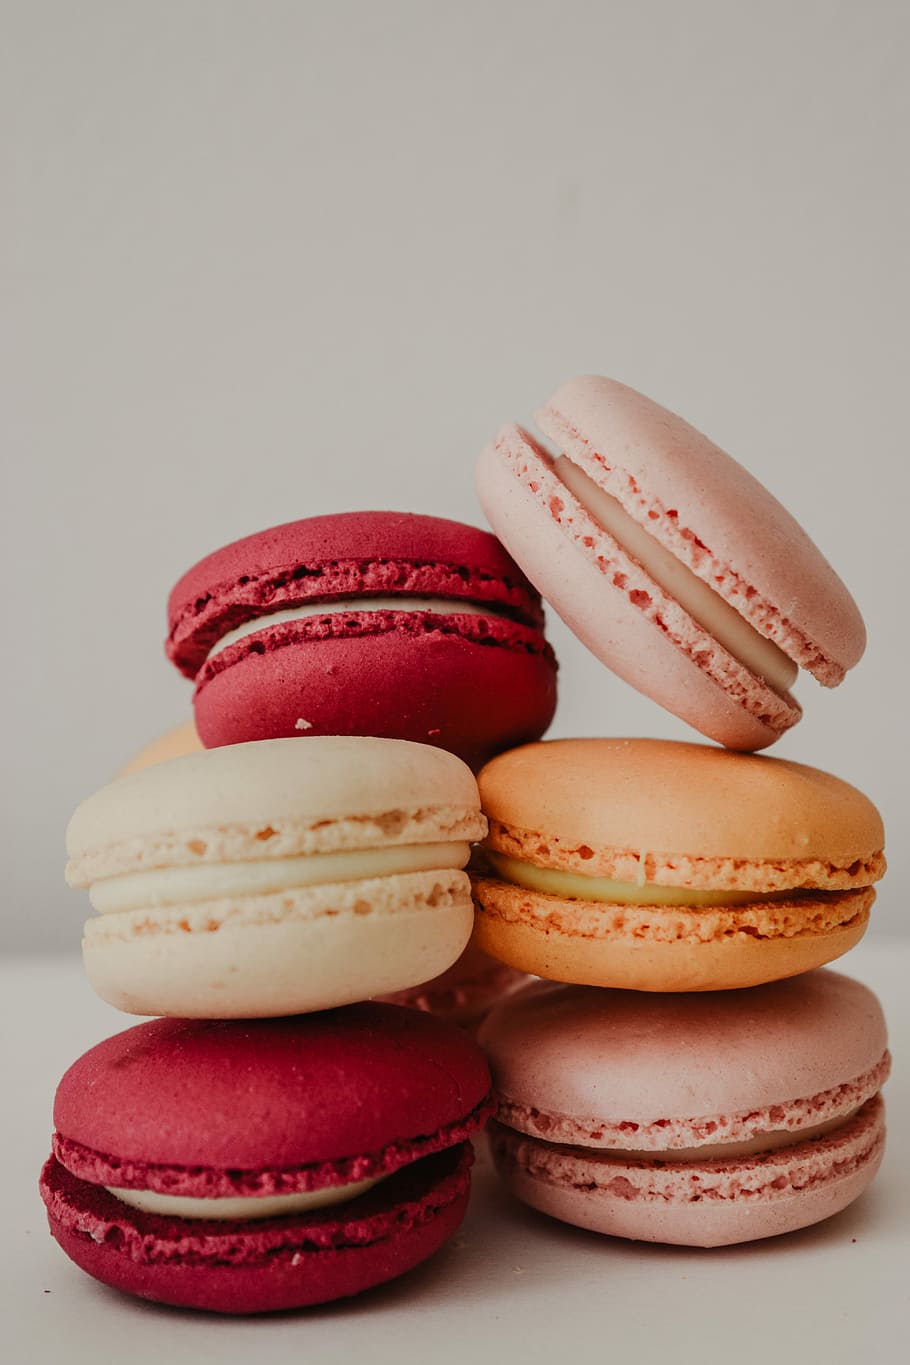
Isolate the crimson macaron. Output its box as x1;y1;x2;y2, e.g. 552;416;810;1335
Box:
166;511;557;768
40;1006;494;1313
477;376;865;750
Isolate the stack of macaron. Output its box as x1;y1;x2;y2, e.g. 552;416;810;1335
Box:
472;376;889;1247
41;375;889;1314
41;517;560;1311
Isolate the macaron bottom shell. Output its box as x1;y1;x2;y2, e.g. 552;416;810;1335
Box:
193;619;558;769
83;870;474;1018
487;1097;885;1248
471;878;872;992
41;1145;472;1314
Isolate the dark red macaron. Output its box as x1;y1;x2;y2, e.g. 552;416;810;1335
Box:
40;1005;494;1314
166;511;558;768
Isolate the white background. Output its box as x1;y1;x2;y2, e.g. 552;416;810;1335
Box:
4;7;909;1359
4;1;908;942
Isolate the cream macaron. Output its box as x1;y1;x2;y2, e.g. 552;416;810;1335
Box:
66;736;486;1017
472;738;884;992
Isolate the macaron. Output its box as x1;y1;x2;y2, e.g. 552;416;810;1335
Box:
66;735;486;1017
166;511;558;768
40;1006;494;1312
477;375;865;750
111;725;517;1024
472;738;884;992
118;720;202;775
478;971;890;1247
381;933;528;1028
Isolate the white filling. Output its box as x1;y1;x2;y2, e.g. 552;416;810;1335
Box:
91;842;471;914
554;456;798;694
600;1111;857;1163
207;596;507;661
106;1174;385;1221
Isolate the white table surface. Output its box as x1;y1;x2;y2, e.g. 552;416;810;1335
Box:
4;941;908;1365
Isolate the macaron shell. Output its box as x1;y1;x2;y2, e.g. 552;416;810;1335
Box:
54;1006;492;1175
538;376;865;683
487;1101;885;1248
192;615;557;769
478;972;888;1126
42;1145;472;1313
471;877;871;991
82;868;475;1018
478;738;885;873
68;736;484;879
477;429;787;750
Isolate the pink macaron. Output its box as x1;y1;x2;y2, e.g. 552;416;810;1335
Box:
381;934;529;1028
167;511;557;768
40;1006;494;1313
477;376;865;750
478;970;889;1247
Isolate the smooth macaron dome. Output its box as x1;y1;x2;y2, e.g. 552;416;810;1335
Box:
477;375;865;750
478;972;889;1247
41;1007;494;1312
166;511;558;767
472;738;884;992
66;736;486;1017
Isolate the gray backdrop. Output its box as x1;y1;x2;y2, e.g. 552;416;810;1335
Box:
5;0;907;950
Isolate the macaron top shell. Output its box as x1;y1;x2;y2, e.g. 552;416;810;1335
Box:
167;511;545;677
537;376;865;683
478;738;884;876
54;1006;493;1176
478;971;887;1130
67;736;485;884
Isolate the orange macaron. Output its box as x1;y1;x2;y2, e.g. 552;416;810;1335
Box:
471;738;884;992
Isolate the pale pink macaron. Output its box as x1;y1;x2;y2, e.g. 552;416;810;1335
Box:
478;970;889;1247
381;935;528;1028
477;376;865;750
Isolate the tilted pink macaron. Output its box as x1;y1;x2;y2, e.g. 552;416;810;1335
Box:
166;511;558;769
477;376;865;750
40;1006;494;1313
478;970;889;1247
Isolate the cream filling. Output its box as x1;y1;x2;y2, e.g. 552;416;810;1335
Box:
487;853;784;906
91;842;471;915
554;456;798;694
207;596;508;661
106;1174;385;1221
593;1111;857;1163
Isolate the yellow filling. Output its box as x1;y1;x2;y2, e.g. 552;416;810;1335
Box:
487;853;781;906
